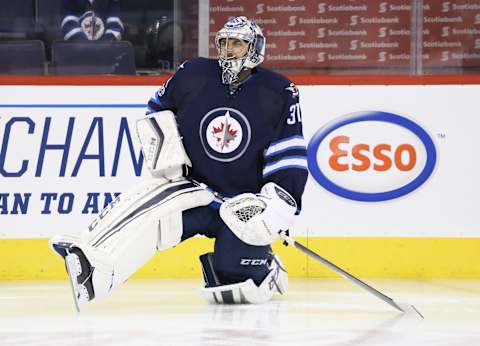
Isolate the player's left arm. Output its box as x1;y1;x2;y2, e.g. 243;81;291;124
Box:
221;82;309;245
219;82;308;246
262;82;308;210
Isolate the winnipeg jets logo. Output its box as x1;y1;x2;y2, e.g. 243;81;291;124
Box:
285;83;299;98
156;86;166;97
212;111;238;151
80;12;105;40
178;61;186;70
200;107;251;162
207;110;242;153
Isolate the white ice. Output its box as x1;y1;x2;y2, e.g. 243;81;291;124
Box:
1;279;479;346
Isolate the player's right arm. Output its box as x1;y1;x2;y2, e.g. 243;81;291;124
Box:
146;61;191;115
146;76;176;115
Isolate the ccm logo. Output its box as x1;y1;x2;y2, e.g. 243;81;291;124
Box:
307;111;437;202
240;259;268;266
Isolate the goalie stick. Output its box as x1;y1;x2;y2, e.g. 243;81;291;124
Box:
206;183;423;318
279;231;423;318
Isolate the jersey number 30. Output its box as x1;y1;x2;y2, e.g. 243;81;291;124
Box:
287;103;302;125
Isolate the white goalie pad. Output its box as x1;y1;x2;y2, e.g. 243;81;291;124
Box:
219;182;297;246
201;254;288;304
136;110;192;179
50;178;214;304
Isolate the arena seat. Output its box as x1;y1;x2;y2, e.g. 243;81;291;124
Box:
0;1;36;40
0;40;46;75
51;40;136;75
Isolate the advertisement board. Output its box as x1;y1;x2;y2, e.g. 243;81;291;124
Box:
298;85;478;237
0;86;156;237
0;85;479;239
209;0;480;69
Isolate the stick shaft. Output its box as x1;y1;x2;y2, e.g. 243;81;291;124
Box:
282;234;405;313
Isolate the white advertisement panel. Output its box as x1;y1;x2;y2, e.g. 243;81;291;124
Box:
299;85;479;238
0;86;157;238
0;85;478;238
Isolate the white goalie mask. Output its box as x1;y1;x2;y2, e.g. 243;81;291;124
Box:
215;16;265;85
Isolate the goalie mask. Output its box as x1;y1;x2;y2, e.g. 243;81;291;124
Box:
215;16;265;85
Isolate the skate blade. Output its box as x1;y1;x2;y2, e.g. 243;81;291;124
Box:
65;254;82;313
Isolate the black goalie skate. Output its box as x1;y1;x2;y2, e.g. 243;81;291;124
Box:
52;242;95;312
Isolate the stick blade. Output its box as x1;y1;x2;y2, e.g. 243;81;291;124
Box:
396;302;424;319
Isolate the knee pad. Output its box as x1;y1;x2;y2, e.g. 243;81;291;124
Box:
199;252;288;304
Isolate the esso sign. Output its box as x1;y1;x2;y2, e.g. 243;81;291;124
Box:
307;111;437;202
329;135;417;172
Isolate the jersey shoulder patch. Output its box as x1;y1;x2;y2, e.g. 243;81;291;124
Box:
285;82;299;99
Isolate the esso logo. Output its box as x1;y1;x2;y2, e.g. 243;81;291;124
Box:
329;136;417;172
307;111;437;202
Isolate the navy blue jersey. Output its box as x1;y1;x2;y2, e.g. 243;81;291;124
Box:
147;58;308;207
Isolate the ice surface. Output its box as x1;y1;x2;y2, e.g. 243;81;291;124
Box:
1;279;479;346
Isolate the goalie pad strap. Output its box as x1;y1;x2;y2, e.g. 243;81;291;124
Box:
200;252;222;287
204;280;254;304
